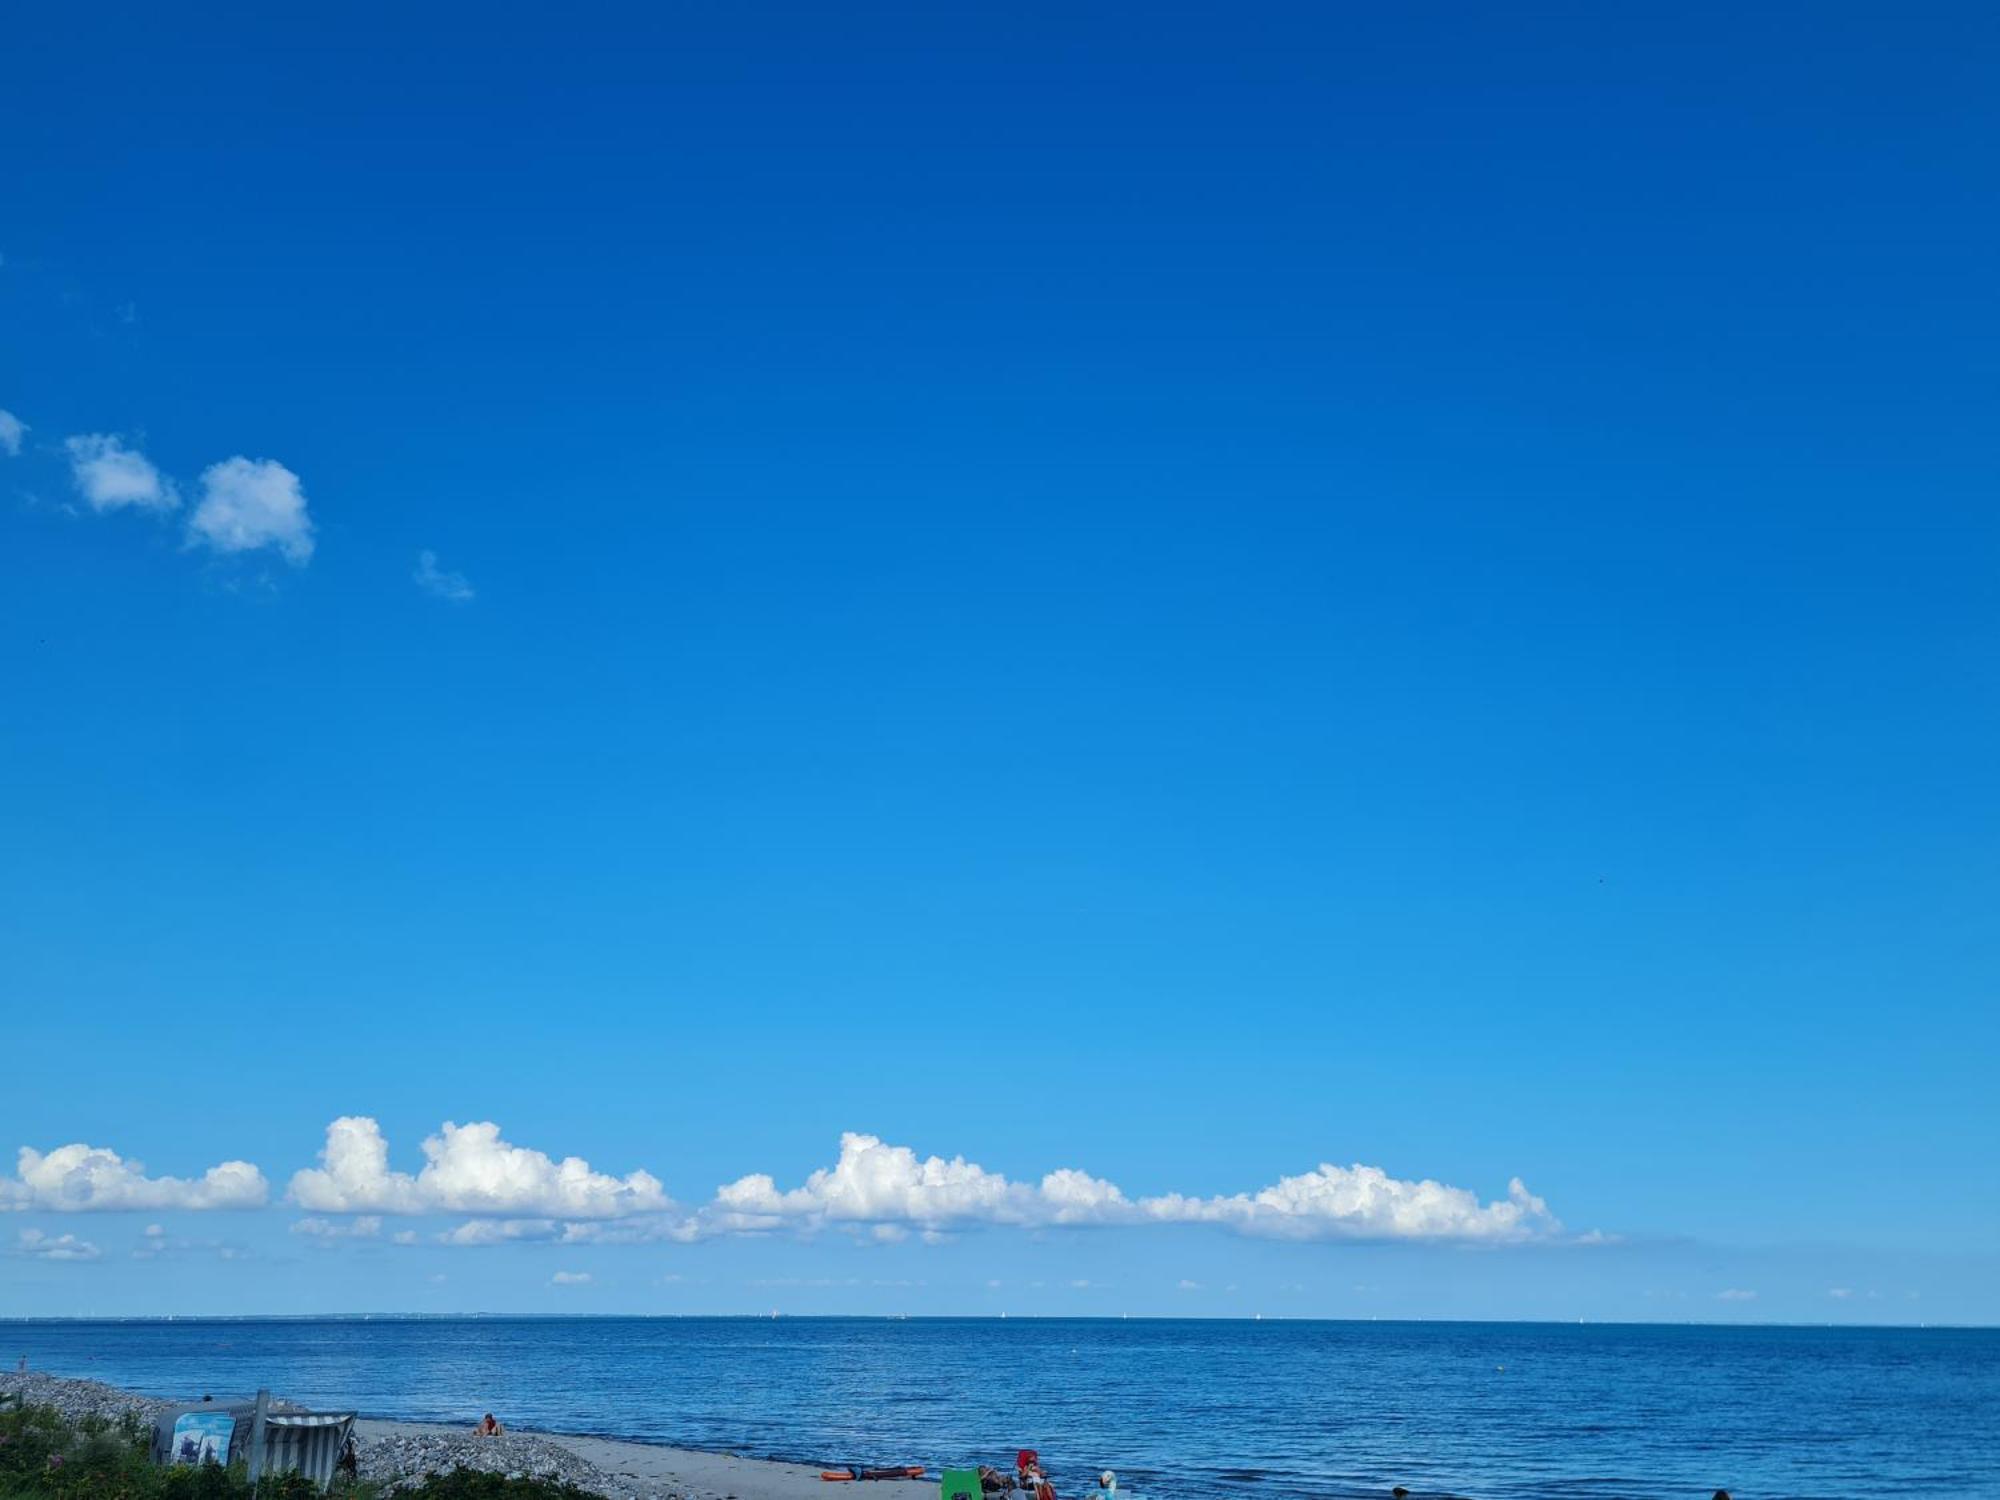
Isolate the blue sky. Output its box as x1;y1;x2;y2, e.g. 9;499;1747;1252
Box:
1;1;1995;1323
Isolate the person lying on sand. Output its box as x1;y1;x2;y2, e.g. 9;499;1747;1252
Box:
474;1413;505;1436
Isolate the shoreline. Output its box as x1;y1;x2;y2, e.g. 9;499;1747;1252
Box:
354;1418;936;1500
0;1371;936;1500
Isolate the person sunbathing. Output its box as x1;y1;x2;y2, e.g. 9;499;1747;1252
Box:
474;1414;505;1437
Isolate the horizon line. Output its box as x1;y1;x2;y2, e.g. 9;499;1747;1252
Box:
2;1312;1988;1331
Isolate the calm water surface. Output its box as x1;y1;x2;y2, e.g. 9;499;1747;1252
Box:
8;1318;1996;1500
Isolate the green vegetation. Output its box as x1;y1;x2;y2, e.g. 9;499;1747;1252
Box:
0;1404;593;1500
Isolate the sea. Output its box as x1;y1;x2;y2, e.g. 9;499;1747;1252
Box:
6;1317;1997;1500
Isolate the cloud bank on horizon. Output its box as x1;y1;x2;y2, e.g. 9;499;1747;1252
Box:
4;1119;1562;1247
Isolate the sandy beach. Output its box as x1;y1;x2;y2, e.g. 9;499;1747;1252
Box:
353;1417;939;1500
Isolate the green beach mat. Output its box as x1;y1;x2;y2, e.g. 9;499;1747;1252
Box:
940;1469;982;1500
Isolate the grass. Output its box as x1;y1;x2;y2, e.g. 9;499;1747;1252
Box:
0;1402;595;1500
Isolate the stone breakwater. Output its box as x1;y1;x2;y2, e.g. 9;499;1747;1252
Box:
0;1372;641;1497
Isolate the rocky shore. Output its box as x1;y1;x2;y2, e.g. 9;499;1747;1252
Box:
0;1369;177;1428
1;1371;931;1500
0;1372;629;1496
352;1428;625;1496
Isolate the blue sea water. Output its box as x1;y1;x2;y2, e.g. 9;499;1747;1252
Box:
7;1318;1996;1500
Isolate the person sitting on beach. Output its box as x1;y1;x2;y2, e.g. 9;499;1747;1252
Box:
474;1413;505;1437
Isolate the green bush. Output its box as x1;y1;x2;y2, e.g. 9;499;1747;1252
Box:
0;1406;587;1500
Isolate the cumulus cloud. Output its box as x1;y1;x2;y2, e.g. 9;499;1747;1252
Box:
187;456;315;564
0;409;24;457
1137;1165;1556;1242
550;1270;592;1285
64;434;179;512
715;1134;1038;1228
288;1117;672;1220
414;550;474;603
1;1144;268;1213
1038;1166;1134;1224
15;1229;102;1261
704;1133;1556;1244
55;1122;1558;1254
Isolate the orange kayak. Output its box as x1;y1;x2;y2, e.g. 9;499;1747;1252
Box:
821;1468;926;1482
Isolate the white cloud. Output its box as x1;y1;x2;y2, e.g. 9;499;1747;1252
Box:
1;1144;268;1212
1177;1278;1202;1290
1038;1166;1133;1223
414;550;474;603
549;1216;700;1247
64;434;179;512
289;1117;673;1220
713;1133;1051;1231
704;1133;1557;1244
15;1229;102;1261
261;1126;1563;1252
550;1270;591;1285
1716;1288;1758;1302
291;1215;382;1241
1136;1165;1556;1243
187;456;315;564
439;1218;559;1247
0;409;24;457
